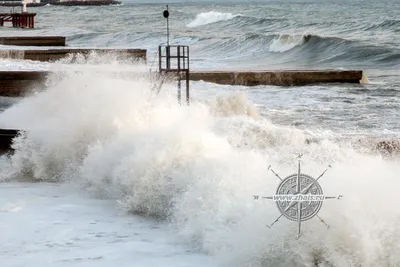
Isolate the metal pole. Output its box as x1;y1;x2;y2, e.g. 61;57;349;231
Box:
177;46;180;71
186;70;190;105
177;46;181;105
166;46;170;70
187;46;190;70
186;46;190;105
158;45;162;72
178;76;182;105
166;5;169;46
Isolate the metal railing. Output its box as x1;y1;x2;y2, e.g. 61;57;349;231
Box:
158;45;190;105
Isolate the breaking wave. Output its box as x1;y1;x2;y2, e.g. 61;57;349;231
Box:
186;11;242;28
186;12;287;29
268;34;310;53
189;32;400;67
0;57;399;267
57;16;399;68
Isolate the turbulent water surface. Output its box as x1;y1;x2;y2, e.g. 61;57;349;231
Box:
0;1;400;267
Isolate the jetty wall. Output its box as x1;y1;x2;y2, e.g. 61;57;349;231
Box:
0;129;19;154
0;70;364;97
189;70;363;86
0;36;66;46
0;71;47;97
0;48;147;62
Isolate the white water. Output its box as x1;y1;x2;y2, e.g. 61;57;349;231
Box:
0;182;215;267
187;11;241;28
0;60;400;267
269;34;307;53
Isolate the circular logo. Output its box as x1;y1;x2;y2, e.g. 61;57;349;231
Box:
275;173;323;221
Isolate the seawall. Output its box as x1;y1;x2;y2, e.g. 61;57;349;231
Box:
189;70;363;86
0;70;364;97
0;36;66;46
0;48;147;62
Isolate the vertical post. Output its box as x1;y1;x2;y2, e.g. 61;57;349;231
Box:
177;46;181;71
186;46;190;105
163;5;170;46
186;70;190;105
178;75;182;105
166;45;170;70
21;14;26;28
182;46;185;69
177;46;181;105
158;45;162;72
167;8;169;46
187;46;190;71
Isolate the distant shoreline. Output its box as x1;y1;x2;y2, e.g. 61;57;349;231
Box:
0;0;121;7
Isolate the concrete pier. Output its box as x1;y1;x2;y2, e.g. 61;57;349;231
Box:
0;129;19;154
0;36;66;46
189;70;363;86
0;71;48;97
0;48;147;62
0;70;364;97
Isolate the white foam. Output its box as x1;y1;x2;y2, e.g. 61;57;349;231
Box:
187;11;241;28
0;58;399;267
269;34;307;53
0;182;216;267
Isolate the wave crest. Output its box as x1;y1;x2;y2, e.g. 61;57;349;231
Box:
186;11;242;28
268;34;310;53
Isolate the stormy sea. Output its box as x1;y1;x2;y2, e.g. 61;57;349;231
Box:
0;0;399;266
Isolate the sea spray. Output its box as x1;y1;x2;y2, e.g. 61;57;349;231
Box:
187;11;242;28
268;34;309;53
0;60;399;267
